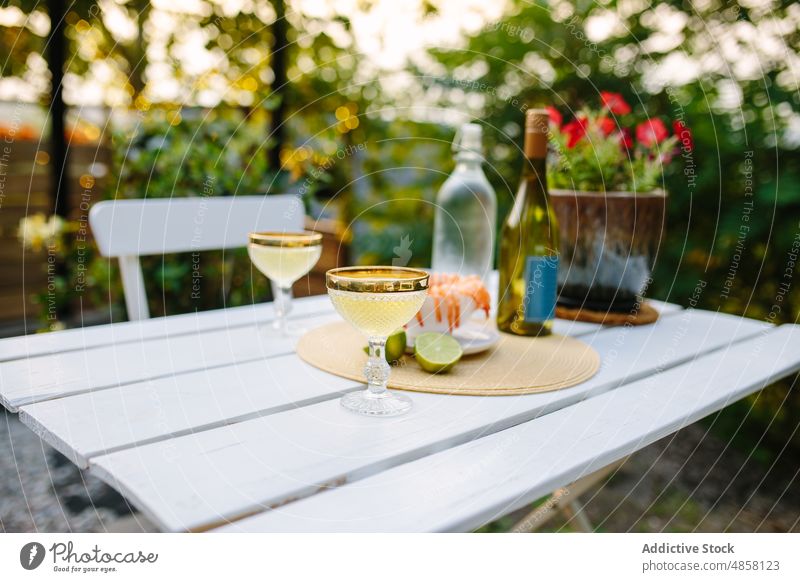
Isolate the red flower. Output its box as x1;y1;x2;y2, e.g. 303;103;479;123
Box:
673;120;693;152
562;117;587;148
597;116;616;136
546;106;563;127
620;128;633;151
636;119;668;147
600;91;631;115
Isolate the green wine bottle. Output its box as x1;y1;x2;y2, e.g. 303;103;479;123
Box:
497;108;559;336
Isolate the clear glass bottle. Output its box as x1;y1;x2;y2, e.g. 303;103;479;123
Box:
431;123;497;279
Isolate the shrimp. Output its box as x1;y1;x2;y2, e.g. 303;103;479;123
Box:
418;273;491;331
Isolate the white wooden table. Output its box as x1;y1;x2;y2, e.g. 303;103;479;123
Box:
1;285;798;532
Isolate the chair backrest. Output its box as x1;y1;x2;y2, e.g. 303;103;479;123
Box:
89;195;304;320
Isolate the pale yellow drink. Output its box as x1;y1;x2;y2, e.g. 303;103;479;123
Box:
326;266;430;417
248;230;323;337
329;289;427;337
248;244;322;287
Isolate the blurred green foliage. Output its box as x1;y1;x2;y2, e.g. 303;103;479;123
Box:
7;0;799;459
110;109;290;318
344;120;453;267
424;0;800;459
21;218;116;329
425;0;799;322
33;109;293;322
113;109;276;199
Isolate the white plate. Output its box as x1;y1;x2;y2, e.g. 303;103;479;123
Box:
406;318;500;356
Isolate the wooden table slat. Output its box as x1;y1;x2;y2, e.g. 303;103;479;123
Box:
16;312;614;468
20;351;354;467
0;309;339;412
213;324;800;532
0;294;332;363
88;309;766;532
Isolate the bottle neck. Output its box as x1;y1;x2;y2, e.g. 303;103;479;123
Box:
509;154;549;224
523;118;548;186
454;151;483;170
522;156;548;193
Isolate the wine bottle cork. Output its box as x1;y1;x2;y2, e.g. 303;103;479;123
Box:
524;108;549;159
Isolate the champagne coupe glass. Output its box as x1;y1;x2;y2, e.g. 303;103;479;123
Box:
248;231;323;336
326;266;429;417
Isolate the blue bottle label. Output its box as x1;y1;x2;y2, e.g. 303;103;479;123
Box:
523;255;558;323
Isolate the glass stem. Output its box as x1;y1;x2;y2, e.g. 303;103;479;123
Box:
272;282;293;334
365;337;390;398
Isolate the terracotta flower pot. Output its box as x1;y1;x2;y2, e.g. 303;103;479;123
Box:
550;189;666;312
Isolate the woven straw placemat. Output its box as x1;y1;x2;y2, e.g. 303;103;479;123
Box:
297;321;600;396
555;301;659;326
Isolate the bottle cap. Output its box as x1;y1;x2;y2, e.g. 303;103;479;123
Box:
453;123;483;157
525;108;550;131
524;108;549;159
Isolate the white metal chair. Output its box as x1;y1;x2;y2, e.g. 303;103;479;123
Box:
89;195;304;320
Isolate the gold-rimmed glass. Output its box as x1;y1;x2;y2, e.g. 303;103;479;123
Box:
327;266;429;417
248;231;323;336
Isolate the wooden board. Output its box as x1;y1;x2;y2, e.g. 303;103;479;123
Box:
20;337;349;467
16;315;609;469
87;310;766;532
2;293;624;411
0;298;334;411
0;278;694;534
89;196;304;257
214;324;800;532
0;294;331;363
17;305;679;469
0;141;111;323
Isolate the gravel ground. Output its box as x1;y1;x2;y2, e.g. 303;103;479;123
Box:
578;421;800;533
484;422;800;533
3;408;798;533
0;409;151;533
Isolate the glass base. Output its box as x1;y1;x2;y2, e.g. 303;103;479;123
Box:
340;388;412;417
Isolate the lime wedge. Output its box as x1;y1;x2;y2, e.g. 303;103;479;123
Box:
363;329;407;363
414;332;463;373
385;329;408;362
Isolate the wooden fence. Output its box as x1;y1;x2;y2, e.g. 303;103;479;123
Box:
0;141;112;327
